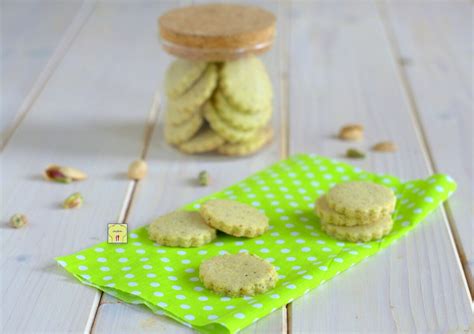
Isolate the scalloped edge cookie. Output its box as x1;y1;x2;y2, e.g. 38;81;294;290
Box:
164;112;203;145
320;215;393;242
165;60;208;98
148;211;216;247
199;253;278;297
326;181;396;219
168;64;218;114
214;91;272;130
200;199;269;237
219;56;272;114
217;125;273;156
178;126;225;154
315;195;381;226
203;102;258;143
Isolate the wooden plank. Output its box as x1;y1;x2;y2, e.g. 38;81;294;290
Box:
1;0;90;147
383;0;473;293
91;1;289;332
287;1;472;333
0;1;170;332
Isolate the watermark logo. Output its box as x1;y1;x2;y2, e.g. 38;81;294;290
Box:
107;223;128;244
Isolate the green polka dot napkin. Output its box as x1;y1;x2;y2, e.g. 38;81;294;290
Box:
56;154;456;334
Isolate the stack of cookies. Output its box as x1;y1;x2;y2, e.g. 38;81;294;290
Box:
163;56;274;156
315;181;396;242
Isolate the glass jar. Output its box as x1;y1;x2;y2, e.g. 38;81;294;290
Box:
158;4;276;156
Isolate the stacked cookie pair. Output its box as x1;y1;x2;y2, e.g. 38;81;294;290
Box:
163;56;274;156
315;181;396;242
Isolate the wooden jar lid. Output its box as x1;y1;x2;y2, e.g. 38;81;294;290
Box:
159;4;276;61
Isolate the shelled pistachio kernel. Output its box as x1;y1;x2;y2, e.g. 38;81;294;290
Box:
346;148;365;159
372;141;397;152
338;124;364;141
128;159;148;180
10;214;28;228
63;192;84;209
198;170;209;186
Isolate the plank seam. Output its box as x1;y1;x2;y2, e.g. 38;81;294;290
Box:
1;0;97;151
89;92;160;333
375;0;473;300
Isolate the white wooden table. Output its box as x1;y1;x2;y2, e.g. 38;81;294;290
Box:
2;1;472;333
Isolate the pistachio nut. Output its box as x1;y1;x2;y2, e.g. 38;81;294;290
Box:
10;213;28;228
43;165;87;183
346;148;365;159
372;141;397;152
127;159;148;180
338;124;364;141
198;170;209;186
63;192;84;209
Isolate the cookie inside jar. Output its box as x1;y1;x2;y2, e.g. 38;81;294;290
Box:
159;4;276;156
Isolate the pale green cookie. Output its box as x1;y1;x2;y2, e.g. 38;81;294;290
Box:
148;211;216;247
165;59;207;98
315;195;380;226
166;103;200;126
164;112;203;145
320;216;394;242
200;199;269;238
178;126;225;154
217;125;273;156
214;91;272;130
203;102;258;143
168;64;218;114
327;181;396;219
220;56;272;114
199;253;278;297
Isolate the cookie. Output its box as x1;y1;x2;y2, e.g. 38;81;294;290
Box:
200;199;269;237
199;253;278;297
166;103;201;126
220;56;272;114
326;181;396;219
203;102;258;143
217;125;273;156
178;126;225;154
148;211;216;247
214;91;272;130
164;112;203;145
168;64;218;114
165;59;208;98
320;215;394;242
315;195;380;226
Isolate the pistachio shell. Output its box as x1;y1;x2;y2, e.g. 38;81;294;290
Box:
60;166;88;180
43;164;87;183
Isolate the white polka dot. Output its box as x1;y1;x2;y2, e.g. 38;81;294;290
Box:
307;256;316;261
276;240;285;244
157;302;167;307
131;291;141;295
189;277;199;282
435;186;444;192
130;233;138;239
164;266;174;272
220;297;231;301
139;257;149;262
334;258;343;263
76;255;86;260
150;282;160;287
78;265;88;271
286;284;296;289
119;258;128;263
198;296;208;301
286;257;296;261
136;249;145;254
185;268;195;274
81;274;91;280
57;260;67;267
270;294;280;299
128;282;138;287
208;315;218;320
285;223;294;228
160;257;170;263
121;266;131;271
234;313;245;319
194;287;203;292
413;208;422;214
125;273;135;279
301;247;311;252
252;303;263;308
235;241;244;246
281;248;290;253
103;276;112;281
181;259;191;264
180;304;191;309
319;266;328;271
168;276;177;281
214;242;224;246
322;247;331;252
226;305;235;310
94;248;104;252
146;274;156;278
260;248;269;253
115;248;125;253
172;285;182;290
255;240;264;245
348;250;358;255
303;275;313;280
290;231;300;236
296;239;305;244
